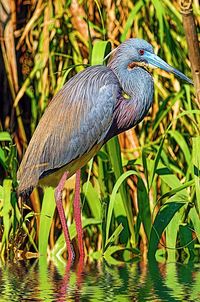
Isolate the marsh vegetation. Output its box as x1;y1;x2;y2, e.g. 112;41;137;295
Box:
0;0;200;264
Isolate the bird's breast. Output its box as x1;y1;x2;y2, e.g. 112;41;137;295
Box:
104;69;154;141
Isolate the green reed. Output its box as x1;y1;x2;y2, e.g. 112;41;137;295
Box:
0;0;199;263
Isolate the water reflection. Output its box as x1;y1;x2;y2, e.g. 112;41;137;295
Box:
0;257;200;301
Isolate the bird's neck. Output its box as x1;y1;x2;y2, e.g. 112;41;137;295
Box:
105;62;154;141
109;58;153;98
122;67;154;124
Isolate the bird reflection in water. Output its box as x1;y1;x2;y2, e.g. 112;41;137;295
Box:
56;255;84;302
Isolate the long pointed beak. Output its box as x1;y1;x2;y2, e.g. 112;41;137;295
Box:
143;52;193;84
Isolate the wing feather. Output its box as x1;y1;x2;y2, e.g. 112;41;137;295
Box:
17;65;120;194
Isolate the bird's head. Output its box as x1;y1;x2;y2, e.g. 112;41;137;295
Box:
108;38;192;84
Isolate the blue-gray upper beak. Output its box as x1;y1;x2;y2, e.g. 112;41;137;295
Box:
143;51;193;85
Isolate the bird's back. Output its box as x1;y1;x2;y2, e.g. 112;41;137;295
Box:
17;65;120;196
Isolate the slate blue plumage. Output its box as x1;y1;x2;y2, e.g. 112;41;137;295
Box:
17;38;192;196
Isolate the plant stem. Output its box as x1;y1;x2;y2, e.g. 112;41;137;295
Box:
179;0;200;103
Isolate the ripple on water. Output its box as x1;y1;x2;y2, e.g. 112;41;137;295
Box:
0;260;200;301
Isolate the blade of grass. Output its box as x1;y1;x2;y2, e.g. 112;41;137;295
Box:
82;181;101;220
189;207;200;242
120;0;144;42
137;178;151;241
94;0;106;39
1;179;12;253
148;201;186;259
105;223;124;249
157;179;194;203
168;130;191;167
39;187;55;256
149;135;165;189
151;0;165;43
107;137;136;246
105;170;139;246
179;223;195;259
91;40;111;65
192;136;200;214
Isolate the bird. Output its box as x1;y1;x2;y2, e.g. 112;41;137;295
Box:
17;38;192;261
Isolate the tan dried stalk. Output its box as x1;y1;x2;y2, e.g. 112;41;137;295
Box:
179;0;200;103
0;0;27;147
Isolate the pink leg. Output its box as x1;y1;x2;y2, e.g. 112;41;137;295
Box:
55;172;74;261
74;169;84;258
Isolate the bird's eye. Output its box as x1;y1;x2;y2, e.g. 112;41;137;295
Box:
138;49;144;55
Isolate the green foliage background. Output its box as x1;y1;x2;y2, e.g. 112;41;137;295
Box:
0;0;200;263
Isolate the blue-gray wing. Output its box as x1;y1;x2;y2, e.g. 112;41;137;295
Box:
17;65;120;194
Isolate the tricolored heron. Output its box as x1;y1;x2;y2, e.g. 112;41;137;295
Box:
17;38;192;260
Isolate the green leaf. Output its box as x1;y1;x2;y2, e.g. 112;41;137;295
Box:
137;178;151;241
192;137;200;214
120;0;144;42
179;224;194;257
157;179;194;203
1;179;12;250
142;148;150;191
149;136;165;189
94;0;106;38
165;208;181;262
105;223;124;249
151;0;165;43
105;170;139;245
0;185;3;200
0;132;12;142
148;201;186;259
39;187;56;256
189;207;200;243
164;194;187;261
168;130;191;167
91;40;111;65
107;137;135;245
103;245;125;265
0;148;7;169
157;164;188;199
151;91;184;137
83;181;101;220
113;193;129;245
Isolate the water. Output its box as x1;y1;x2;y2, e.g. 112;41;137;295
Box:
0;258;200;301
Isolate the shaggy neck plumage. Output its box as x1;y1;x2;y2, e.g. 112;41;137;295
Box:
104;58;154;141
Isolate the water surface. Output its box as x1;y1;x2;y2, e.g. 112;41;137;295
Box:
0;257;200;301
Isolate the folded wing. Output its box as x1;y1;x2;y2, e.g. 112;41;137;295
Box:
17;65;120;195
